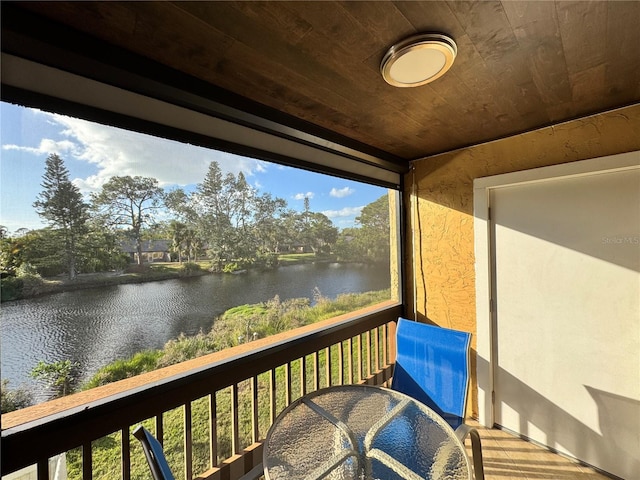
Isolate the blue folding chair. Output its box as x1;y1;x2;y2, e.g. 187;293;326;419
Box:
391;318;485;480
133;425;264;480
133;426;176;480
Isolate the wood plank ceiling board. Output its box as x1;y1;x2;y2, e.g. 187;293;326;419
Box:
4;0;640;162
503;1;572;107
176;1;407;154
604;2;640;105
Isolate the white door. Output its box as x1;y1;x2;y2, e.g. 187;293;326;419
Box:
490;166;640;479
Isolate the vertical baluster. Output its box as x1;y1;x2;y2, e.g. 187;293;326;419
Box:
388;321;397;366
347;337;354;384
83;441;92;480
231;384;240;456
251;376;259;443
382;324;388;367
338;341;344;385
270;369;277;424
357;334;363;383
284;363;291;406
210;393;218;467
156;414;164;445
185;402;193;480
122;427;131;480
325;347;331;387
374;326;380;372
313;351;320;391
37;458;48;480
300;355;307;396
366;330;372;379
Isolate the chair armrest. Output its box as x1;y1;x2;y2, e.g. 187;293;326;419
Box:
455;424;485;480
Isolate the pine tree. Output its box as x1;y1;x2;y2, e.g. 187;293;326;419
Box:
33;154;89;280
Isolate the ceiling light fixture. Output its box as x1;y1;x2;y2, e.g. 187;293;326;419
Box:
380;33;457;87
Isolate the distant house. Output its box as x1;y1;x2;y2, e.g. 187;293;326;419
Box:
120;240;171;263
289;244;314;254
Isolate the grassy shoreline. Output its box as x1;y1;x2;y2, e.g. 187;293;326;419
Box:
1;254;335;302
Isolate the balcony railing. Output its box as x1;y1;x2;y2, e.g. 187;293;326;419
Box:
1;302;401;480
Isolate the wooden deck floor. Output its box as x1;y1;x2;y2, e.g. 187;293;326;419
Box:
466;422;614;480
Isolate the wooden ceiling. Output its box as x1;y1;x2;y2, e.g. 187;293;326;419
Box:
5;1;640;161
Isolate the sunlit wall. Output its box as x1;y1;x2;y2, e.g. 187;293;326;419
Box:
404;103;640;417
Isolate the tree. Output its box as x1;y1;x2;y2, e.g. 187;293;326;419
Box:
1;235;22;276
166;189;203;262
231;172;255;258
194;162;234;266
165;188;197;223
33;153;89;280
279;209;306;249
91;176;164;265
76;221;130;273
30;359;79;398
355;195;390;262
307;212;338;253
168;220;200;262
253;193;287;253
1;380;33;413
18;228;65;276
335;195;390;263
290;197;338;254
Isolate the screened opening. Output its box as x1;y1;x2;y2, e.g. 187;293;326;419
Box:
0;100;401;410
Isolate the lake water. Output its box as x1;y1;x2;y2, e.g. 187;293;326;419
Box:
1;262;389;400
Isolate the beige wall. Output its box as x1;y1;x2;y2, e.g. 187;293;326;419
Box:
404;103;640;418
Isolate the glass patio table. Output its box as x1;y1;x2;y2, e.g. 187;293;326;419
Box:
263;384;472;480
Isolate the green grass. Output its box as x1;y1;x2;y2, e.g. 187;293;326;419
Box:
148;261;210;273
276;253;317;264
84;351;163;389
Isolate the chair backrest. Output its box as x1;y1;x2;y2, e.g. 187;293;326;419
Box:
133;426;176;480
391;317;472;430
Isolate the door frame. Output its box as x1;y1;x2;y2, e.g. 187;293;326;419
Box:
473;150;639;427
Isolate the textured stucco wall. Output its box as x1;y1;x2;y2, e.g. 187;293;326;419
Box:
404;103;640;418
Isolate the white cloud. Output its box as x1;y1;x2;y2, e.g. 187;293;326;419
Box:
3;139;77;155
330;187;354;198
253;161;268;173
6;111;267;194
322;206;363;218
294;192;314;200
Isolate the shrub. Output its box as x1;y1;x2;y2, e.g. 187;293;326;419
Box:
16;262;39;276
84;350;162;389
1;275;23;301
222;262;241;273
17;273;46;298
1;379;33;413
255;253;279;269
30;359;80;397
158;331;219;367
179;262;202;276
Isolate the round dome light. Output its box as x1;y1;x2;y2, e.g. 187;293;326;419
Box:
380;33;457;87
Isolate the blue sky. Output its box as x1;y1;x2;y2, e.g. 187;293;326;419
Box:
0;101;387;234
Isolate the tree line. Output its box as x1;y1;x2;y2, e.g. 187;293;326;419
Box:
1;154;390;281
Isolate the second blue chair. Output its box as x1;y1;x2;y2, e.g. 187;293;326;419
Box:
391;317;485;480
